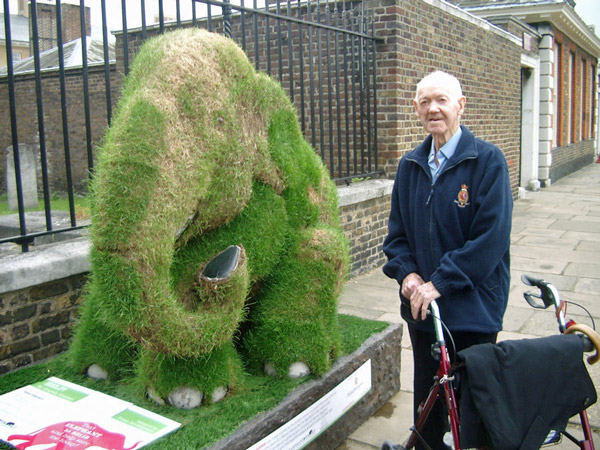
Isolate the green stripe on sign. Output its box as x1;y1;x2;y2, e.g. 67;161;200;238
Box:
113;409;166;434
33;379;88;402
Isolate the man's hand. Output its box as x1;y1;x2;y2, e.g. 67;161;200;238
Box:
401;272;425;299
410;281;440;321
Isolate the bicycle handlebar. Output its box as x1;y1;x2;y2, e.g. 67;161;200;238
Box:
428;300;444;344
522;273;600;365
521;274;557;309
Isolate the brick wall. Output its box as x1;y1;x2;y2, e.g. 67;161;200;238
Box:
550;27;597;182
0;65;122;196
0;274;86;374
366;0;522;195
340;192;391;278
33;2;91;52
551;140;595;182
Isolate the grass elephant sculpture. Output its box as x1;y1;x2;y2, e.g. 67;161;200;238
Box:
68;28;349;409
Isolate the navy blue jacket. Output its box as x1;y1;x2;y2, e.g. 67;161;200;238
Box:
383;126;513;333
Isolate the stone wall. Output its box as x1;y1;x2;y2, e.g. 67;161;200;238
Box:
550;139;596;182
0;273;86;372
0;181;392;375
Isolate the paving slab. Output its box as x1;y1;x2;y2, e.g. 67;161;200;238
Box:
337;163;600;449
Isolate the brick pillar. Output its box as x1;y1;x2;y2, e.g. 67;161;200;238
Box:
363;0;406;178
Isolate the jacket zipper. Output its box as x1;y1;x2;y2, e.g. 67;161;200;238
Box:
426;184;434;205
422;155;477;277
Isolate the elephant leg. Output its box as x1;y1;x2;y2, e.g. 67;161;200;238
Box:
139;341;244;409
68;289;138;380
243;226;348;378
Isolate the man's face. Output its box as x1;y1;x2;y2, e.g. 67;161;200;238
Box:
413;84;466;148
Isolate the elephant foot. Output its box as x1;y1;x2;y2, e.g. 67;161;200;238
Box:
147;386;228;409
264;361;310;379
86;364;108;380
168;387;203;409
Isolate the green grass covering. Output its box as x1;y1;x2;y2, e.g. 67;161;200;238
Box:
0;315;388;450
68;27;350;403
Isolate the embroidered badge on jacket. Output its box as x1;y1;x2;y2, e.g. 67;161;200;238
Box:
455;184;470;208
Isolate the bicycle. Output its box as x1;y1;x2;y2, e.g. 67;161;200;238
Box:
381;274;600;450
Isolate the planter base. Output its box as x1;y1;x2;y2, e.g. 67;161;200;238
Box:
211;323;403;450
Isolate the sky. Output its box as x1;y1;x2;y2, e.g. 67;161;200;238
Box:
574;0;600;40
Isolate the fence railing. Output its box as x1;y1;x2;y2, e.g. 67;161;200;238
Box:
1;0;380;252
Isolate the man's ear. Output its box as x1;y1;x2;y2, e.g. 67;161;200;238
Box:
458;96;466;116
413;99;420;118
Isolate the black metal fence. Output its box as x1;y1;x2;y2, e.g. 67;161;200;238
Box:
1;0;380;252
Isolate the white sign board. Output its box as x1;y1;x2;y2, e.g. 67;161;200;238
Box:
0;377;180;450
248;359;372;450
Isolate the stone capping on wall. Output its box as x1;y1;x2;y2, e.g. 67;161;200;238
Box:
0;238;91;294
337;179;394;208
0;180;393;295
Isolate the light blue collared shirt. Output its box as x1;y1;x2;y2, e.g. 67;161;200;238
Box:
428;127;462;182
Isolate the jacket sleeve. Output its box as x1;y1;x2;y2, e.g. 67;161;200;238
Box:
382;162;419;284
430;149;512;296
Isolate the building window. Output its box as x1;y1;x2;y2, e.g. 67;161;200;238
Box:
553;42;562;147
581;59;587;140
12;52;22;62
568;51;575;144
592;65;596;139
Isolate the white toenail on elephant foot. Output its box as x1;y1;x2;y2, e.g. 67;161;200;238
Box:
86;364;108;380
147;388;165;406
264;363;277;377
288;362;310;379
211;386;228;403
167;387;203;409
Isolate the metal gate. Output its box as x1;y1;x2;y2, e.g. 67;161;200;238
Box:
1;0;380;252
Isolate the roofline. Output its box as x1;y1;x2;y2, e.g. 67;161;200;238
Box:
421;0;522;46
464;2;600;57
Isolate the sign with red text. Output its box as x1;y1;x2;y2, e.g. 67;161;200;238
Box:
0;377;179;449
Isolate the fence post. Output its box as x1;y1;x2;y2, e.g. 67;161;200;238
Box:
223;0;232;38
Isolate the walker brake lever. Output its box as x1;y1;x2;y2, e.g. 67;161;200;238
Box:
523;290;548;309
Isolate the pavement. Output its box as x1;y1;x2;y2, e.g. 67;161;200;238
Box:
336;162;600;450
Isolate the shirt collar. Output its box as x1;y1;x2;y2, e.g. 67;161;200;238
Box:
428;127;462;181
429;127;462;162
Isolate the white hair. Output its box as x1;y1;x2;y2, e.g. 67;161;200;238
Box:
415;71;463;101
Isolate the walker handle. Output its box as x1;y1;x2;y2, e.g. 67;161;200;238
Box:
521;274;557;309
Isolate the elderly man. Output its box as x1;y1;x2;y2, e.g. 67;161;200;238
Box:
383;71;513;449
